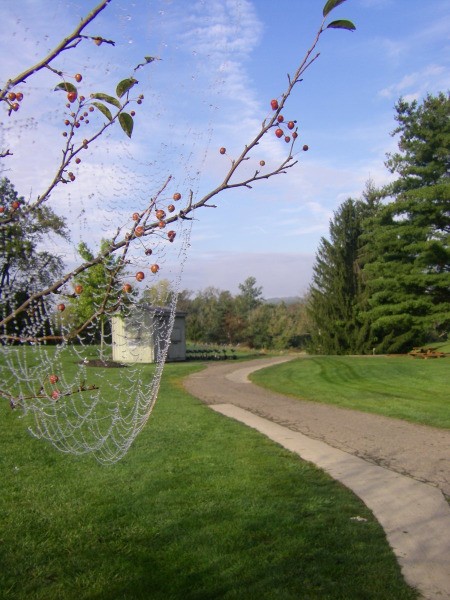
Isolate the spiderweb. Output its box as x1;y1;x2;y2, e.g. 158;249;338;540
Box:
0;0;255;463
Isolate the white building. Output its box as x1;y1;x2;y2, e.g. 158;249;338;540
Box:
111;305;186;363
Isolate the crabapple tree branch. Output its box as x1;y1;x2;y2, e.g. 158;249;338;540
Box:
0;0;355;351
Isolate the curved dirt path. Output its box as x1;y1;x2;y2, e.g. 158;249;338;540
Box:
184;356;450;599
184;356;450;497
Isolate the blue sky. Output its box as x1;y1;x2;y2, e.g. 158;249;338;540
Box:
1;0;449;299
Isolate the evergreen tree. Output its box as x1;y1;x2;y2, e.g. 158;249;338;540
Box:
360;93;450;353
307;196;375;354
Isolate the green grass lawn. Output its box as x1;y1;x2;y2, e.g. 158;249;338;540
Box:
0;358;418;600
250;355;450;429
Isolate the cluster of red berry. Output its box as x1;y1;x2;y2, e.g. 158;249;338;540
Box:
270;99;308;151
48;374;60;400
6;90;24;113
121;192;182;293
0;198;21;214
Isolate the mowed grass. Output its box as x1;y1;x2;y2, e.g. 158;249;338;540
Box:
250;355;450;429
0;358;419;599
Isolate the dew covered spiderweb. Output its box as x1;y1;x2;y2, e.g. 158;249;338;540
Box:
0;0;259;463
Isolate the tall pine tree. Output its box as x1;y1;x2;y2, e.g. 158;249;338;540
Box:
360;93;450;353
308;195;374;354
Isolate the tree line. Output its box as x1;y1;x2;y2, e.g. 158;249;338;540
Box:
307;92;450;354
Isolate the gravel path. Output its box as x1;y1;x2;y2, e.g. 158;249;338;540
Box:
183;356;450;498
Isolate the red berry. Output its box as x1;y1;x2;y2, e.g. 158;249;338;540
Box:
303;144;309;151
89;106;94;112
16;92;24;102
158;220;166;229
49;374;59;384
270;99;279;110
74;284;83;294
259;160;265;166
219;147;226;155
135;272;145;282
130;110;136;116
167;230;176;242
57;303;66;312
122;283;132;293
275;128;283;138
285;136;291;143
67;91;77;103
11;200;20;210
287;121;295;130
51;390;60;400
150;264;160;274
132;212;140;221
145;248;153;256
7;92;16;101
167;204;175;213
75;157;81;164
173;192;181;201
277;115;284;123
75;73;82;83
0;206;5;213
155;209;166;220
292;131;298;139
11;103;19;111
135;225;145;237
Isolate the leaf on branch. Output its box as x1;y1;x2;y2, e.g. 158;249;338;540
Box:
326;19;356;31
90;92;121;109
119;112;134;138
323;0;348;17
92;102;113;121
54;81;77;93
134;56;160;71
116;78;138;98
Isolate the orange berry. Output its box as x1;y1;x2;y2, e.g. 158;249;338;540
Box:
275;128;283;138
132;212;140;221
74;284;83;294
135;271;145;282
67;91;77;103
122;283;132;293
135;226;145;237
150;264;159;274
270;99;279;110
75;73;82;82
172;192;181;201
16;92;23;102
167;204;175;213
155;209;166;220
287;121;295;130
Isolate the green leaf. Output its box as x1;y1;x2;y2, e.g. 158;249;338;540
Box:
116;78;138;98
92;102;113;121
119;112;134;138
90;92;121;109
323;0;347;17
54;82;77;93
326;19;356;31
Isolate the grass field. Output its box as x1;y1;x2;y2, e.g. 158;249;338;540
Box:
0;357;418;600
250;355;450;429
